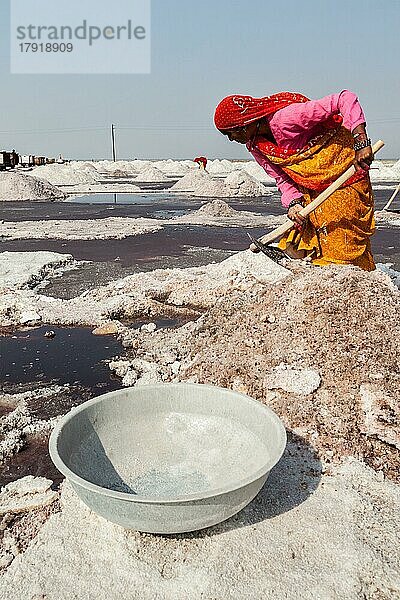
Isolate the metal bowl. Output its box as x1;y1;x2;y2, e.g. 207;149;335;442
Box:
49;383;286;533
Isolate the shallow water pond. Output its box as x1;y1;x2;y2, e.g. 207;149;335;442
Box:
0;326;123;389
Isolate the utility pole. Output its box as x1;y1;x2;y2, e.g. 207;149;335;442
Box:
111;124;117;162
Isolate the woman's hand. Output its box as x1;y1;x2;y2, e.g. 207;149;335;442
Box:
287;203;306;228
354;145;373;172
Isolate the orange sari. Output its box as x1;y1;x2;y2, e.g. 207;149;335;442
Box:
263;126;375;271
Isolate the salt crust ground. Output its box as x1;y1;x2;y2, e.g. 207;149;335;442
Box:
1;203;395;245
61;183;142;194
0;455;399;599
0;251;75;288
1;248;399;595
375;209;400;227
0;250;289;327
0;217;162;241
0;201;284;243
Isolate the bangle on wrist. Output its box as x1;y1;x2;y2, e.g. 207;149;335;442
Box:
354;137;371;151
287;198;305;211
353;131;367;139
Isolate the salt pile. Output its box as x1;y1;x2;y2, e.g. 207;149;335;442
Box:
170;168;271;197
32;163;102;186
225;169;271;197
0;172;65;202
134;165;170;183
174;200;284;227
170;169;211;192
369;159;400;182
153;160;190;176
207;159;235;175
179;265;400;480
170;169;226;197
242;161;276;183
195;199;239;217
110;169;130;178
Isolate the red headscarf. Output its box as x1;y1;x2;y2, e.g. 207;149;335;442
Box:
213;92;310;131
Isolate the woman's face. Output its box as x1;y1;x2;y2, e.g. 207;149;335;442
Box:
222;121;259;144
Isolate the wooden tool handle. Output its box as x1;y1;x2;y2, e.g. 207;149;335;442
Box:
250;139;385;250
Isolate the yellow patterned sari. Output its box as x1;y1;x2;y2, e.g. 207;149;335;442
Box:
265;126;375;271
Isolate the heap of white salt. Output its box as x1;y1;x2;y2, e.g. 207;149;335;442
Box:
32;163;102;185
0;172;65;202
134;165;170;182
207;159;235;175
154;160;191;176
242;161;276;183
369;159;400;182
195;198;239;217
224;169;271;197
170;168;271;198
169;169;210;192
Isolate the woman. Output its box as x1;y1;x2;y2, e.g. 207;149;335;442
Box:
214;90;375;270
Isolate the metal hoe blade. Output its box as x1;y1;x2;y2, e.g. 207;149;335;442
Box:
247;233;289;264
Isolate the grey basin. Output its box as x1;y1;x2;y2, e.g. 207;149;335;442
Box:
49;383;286;534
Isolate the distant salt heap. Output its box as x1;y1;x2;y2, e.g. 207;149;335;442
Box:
0;172;65;202
195;199;239;217
134;165;170;183
32;163;102;185
207;159;235;175
99;161;137;176
171;168;271;197
110;169;130;178
170;168;210;192
170;169;226;197
130;159;152;173
225;169;271;197
154;159;190;177
242;161;276;184
369;159;400;182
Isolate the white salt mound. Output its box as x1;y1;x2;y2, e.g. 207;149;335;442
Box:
0;172;65;202
242;161;276;183
130;159;152;173
134;165;170;182
171;168;270;198
154;160;190;176
99;161;137;175
192;177;227;197
32;163;102;185
225;169;271;197
170;169;210;192
196;199;239;217
170;169;227;197
207;159;235;175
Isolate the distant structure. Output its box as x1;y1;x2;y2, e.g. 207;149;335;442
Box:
0;148;63;170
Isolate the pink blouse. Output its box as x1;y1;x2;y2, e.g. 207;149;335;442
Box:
248;90;366;207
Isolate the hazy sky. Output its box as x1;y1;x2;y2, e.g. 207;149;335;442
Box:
0;0;399;159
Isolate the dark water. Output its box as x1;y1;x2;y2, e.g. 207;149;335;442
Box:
0;326;123;389
0;433;64;487
0;326;124;488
